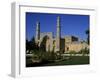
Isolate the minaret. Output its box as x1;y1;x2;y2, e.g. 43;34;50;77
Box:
35;21;40;44
56;16;61;52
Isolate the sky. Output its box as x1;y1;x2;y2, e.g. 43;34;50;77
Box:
26;12;89;41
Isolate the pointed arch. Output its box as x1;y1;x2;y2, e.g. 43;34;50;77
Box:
40;35;50;51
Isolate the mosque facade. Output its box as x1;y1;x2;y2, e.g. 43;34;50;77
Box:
35;16;89;53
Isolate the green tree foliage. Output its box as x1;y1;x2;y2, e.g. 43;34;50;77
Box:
85;29;89;44
26;36;39;54
79;48;89;54
31;50;58;63
26;39;31;54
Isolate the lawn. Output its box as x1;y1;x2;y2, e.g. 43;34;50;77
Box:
26;56;89;67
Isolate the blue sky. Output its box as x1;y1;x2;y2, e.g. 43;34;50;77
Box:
26;12;89;41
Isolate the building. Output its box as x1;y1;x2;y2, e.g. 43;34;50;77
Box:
35;16;89;53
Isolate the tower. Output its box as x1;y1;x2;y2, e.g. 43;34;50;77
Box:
56;16;61;52
35;21;40;44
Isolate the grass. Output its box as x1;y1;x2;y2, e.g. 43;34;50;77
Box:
26;56;89;67
43;56;89;66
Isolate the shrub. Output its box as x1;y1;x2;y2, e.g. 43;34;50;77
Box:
78;48;89;54
31;50;58;63
68;51;77;54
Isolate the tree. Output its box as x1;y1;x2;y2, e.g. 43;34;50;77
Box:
30;36;35;49
26;39;31;54
85;29;89;44
26;36;39;54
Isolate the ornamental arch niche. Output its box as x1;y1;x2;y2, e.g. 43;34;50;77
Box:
40;35;51;52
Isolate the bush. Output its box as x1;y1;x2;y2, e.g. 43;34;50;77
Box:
31;50;58;63
78;48;89;54
68;51;77;54
67;48;89;54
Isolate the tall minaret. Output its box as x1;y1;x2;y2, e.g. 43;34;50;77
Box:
56;16;61;52
35;21;40;44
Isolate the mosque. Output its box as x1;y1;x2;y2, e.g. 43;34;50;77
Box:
35;16;89;53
